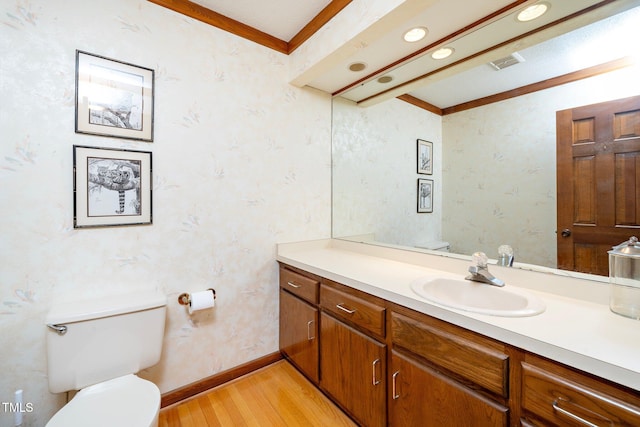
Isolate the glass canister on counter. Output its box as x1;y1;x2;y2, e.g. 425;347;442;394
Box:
608;236;640;319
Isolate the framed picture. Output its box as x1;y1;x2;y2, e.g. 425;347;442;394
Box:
417;178;433;213
73;145;152;228
417;139;433;175
75;50;154;141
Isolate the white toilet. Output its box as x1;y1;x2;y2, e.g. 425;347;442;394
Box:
45;290;167;427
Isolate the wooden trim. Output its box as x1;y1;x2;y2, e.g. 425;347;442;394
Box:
147;0;289;54
441;56;635;115
148;0;351;55
396;94;443;116
288;0;352;54
395;57;634;115
160;351;283;408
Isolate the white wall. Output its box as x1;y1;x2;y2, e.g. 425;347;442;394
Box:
332;97;443;246
442;65;640;267
0;1;331;425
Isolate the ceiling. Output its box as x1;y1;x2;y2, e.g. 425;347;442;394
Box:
156;0;640;111
189;0;333;41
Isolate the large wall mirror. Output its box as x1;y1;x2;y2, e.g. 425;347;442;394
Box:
332;3;640;279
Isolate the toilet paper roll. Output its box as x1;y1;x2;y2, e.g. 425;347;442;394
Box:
189;290;215;314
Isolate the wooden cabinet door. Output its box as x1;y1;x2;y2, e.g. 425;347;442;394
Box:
390;351;509;427
320;312;386;427
279;289;319;383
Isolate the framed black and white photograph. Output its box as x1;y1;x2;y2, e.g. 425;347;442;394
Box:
73;145;152;228
417;139;433;175
417;178;433;213
75;50;154;141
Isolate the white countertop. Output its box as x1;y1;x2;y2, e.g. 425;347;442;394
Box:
277;238;640;391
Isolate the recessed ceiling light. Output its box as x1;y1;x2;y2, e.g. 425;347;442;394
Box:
403;27;428;43
348;62;367;72
431;47;454;60
517;2;550;22
377;76;393;84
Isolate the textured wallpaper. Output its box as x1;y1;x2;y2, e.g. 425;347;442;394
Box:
332;97;443;247
0;1;331;425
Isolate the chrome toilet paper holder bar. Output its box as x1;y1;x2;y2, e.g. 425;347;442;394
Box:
177;288;216;306
47;324;68;336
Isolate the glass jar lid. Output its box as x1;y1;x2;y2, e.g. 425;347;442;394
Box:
609;236;640;257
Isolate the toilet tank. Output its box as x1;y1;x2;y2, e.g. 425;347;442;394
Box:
45;290;167;393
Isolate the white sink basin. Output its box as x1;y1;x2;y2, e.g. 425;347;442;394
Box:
410;277;546;317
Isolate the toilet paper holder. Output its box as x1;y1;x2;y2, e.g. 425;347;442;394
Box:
178;288;216;306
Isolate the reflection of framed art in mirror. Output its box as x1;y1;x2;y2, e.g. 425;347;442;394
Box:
417;178;433;213
417;139;432;175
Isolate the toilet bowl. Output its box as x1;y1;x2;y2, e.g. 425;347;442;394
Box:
45;291;167;427
46;375;160;427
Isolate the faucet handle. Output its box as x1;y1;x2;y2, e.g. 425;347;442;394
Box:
471;251;488;268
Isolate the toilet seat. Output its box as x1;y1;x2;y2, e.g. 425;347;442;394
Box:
46;374;160;427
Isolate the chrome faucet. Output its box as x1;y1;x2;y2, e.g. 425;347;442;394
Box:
465;252;505;287
497;244;514;267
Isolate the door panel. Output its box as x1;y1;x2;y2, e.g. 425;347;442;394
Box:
557;95;640;275
573;156;596;224
615;152;640;225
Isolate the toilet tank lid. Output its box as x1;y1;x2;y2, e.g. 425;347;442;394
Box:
415;240;450;250
45;290;166;324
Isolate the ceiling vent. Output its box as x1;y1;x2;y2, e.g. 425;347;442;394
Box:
488;52;525;70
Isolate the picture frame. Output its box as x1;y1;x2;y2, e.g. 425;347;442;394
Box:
417;178;433;213
417;139;433;175
73;145;152;228
75;50;154;142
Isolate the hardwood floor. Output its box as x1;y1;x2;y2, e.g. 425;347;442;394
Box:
159;360;357;426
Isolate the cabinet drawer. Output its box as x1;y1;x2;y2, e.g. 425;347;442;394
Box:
522;354;640;427
391;311;509;398
320;283;386;337
279;267;319;304
391;350;509;427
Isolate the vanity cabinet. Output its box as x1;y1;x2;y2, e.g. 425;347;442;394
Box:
390;306;510;426
520;353;640;426
278;266;320;383
319;280;387;427
277;262;640;427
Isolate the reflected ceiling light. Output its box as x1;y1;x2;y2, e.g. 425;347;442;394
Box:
348;62;367;72
431;47;454;60
403;27;428;42
517;2;550;22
